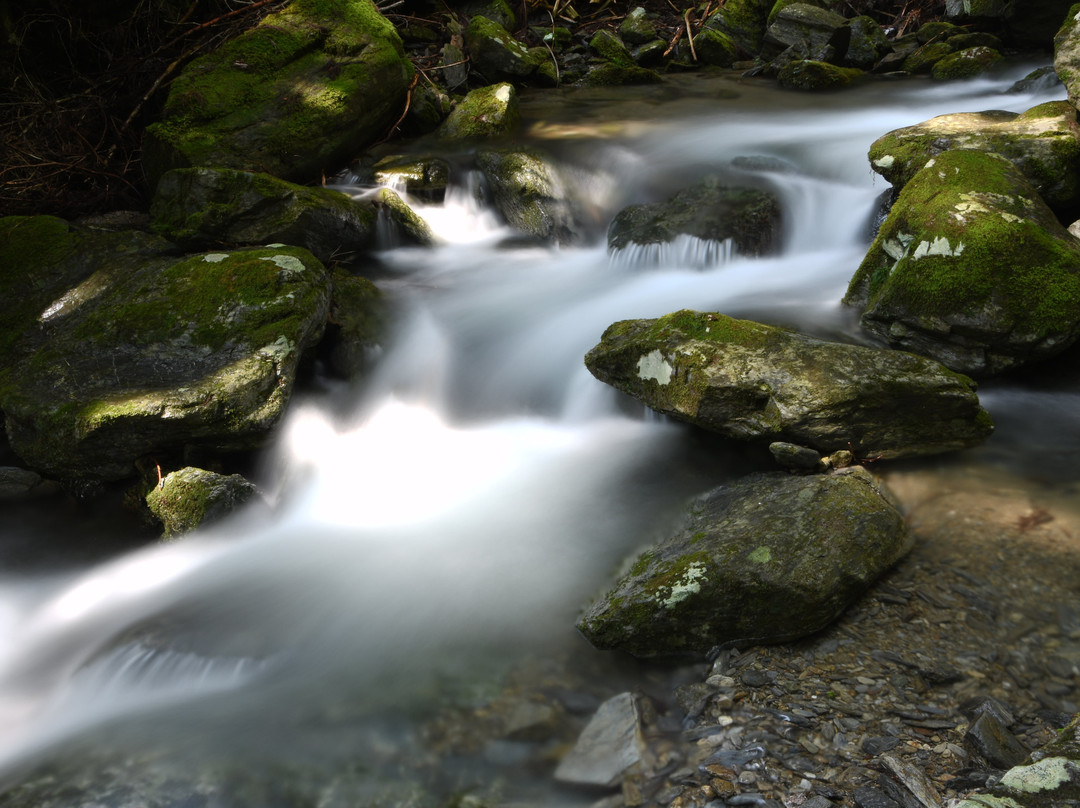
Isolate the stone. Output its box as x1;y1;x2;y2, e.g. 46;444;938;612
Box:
372;155;450;202
903;42;954;74
845;149;1080;377
768;441;821;470
554;692;647;786
465;15;552;85
0;217;330;481
619;7;658;45
0;466;52;500
1004;0;1075;50
576;467;912;659
142;0;413;190
476;148;586;244
704;0;771;57
1055;4;1080;112
580;63;663;86
834;15;893;69
607;178;781;258
778;60;864;90
866;102;1080;214
437;82;520;140
145;466;263;539
590;29;635;66
930;46;1003;81
694;28;740;67
966;712;1030;769
762;3;848;61
584;309;993;460
322;268;385;379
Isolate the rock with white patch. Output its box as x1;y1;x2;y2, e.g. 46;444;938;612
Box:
845;148;1080;377
866;102;1080;215
584;309;992;460
0;216;330;481
576;466;911;659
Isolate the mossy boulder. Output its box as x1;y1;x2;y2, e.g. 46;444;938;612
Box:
142;0;413;191
580;63;663;86
845;149;1080;377
693;28;740;67
437;82;521;140
902;41;955;73
476;148;588;244
584;309;993;459
589;29;635;66
866;102;1080;215
607;178;781;258
577;466;912;659
833;15;893;69
150;168;379;262
372;155;450;202
916;20;964;43
0;221;330;481
465;14;554;85
762;3;848;61
459;0;517;31
1055;4;1080;113
704;0;772;57
619;7;659;45
323;268;386;379
146;466;263;539
1003;0;1076;49
778;60;864;90
930;45;1003;80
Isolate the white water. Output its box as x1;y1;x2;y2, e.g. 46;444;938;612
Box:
0;66;1073;796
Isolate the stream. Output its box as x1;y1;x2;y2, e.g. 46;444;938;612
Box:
0;64;1076;806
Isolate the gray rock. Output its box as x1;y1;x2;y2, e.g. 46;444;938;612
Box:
845;149;1080;377
0;218;330;481
762;3;848;61
1056;6;1080;112
966;711;1030;769
834;15;893;69
465;15;553;86
607;177;781;258
146;466;263;539
866;102;1080;214
584;309;993;460
620;7;658;45
704;0;771;57
769;441;822;470
0;466;53;500
576;467;912;659
554;692;647;786
372;155;450;202
437;82;521;140
142;0;413;190
324;268;385;380
476;148;586;244
880;752;943;808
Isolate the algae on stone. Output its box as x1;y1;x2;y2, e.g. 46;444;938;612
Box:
146;466;263;539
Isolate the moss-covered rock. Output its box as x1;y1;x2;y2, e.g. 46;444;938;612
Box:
577;466;912;659
436;82;521;139
0;223;330;481
705;0;772;56
322;268;386;379
142;0;413;191
1054;4;1080;113
589;29;635;67
607;178;781;257
476;148;587;244
930;45;1003;80
580;62;663;86
845;149;1080;377
866;102;1080;215
902;41;954;73
693;28;740;67
150;168;381;262
762;3;847;61
834;15;893;69
465;14;553;85
778;59;864;90
459;0;517;31
619;7;659;45
372;154;450;202
584;309;993;458
146;466;263;539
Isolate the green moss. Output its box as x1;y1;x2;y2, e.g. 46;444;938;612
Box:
778;60;864;91
903;41;953;73
930;46;1002;81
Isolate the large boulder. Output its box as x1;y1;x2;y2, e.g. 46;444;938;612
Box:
703;0;772;57
0;218;330;481
464;14;556;86
436;82;521;140
867;102;1080;215
930;45;1003;80
585;309;992;459
832;15;893;69
146;466;264;539
845;149;1080;377
476;148;588;244
761;3;848;61
577;466;912;659
142;0;413;191
1055;3;1080;112
607;178;781;259
150;168;430;262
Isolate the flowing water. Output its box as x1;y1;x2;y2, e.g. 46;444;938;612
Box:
0;65;1076;803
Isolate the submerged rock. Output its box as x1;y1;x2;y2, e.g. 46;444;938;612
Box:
866;102;1080;214
584;309;992;460
607;178;780;258
554;692;647;787
777;59;864;90
146;466;263;539
845;149;1080;377
0;217;330;480
476;148;587;244
577;466;911;659
142;0;413;190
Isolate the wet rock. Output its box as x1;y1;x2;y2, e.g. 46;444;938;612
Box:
768;442;821;471
1056;6;1080;113
146;466;263;539
576;466;911;659
777;60;864;90
372;154;450;202
966;711;1030;769
323;268;386;380
703;0;771;57
581;62;664;86
437;82;521;140
465;15;554;86
903;42;955;74
762;3;847;62
584;309;993;460
694;28;740;67
142;0;412;190
930;46;1003;81
0;466;57;500
554;692;647;787
866;102;1080;214
476;148;587;244
590;29;635;66
880;752;942;808
607;178;780;258
834;16;893;69
620;7;659;45
150;168;390;263
845;149;1080;377
0;218;329;480
854;787;900;808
